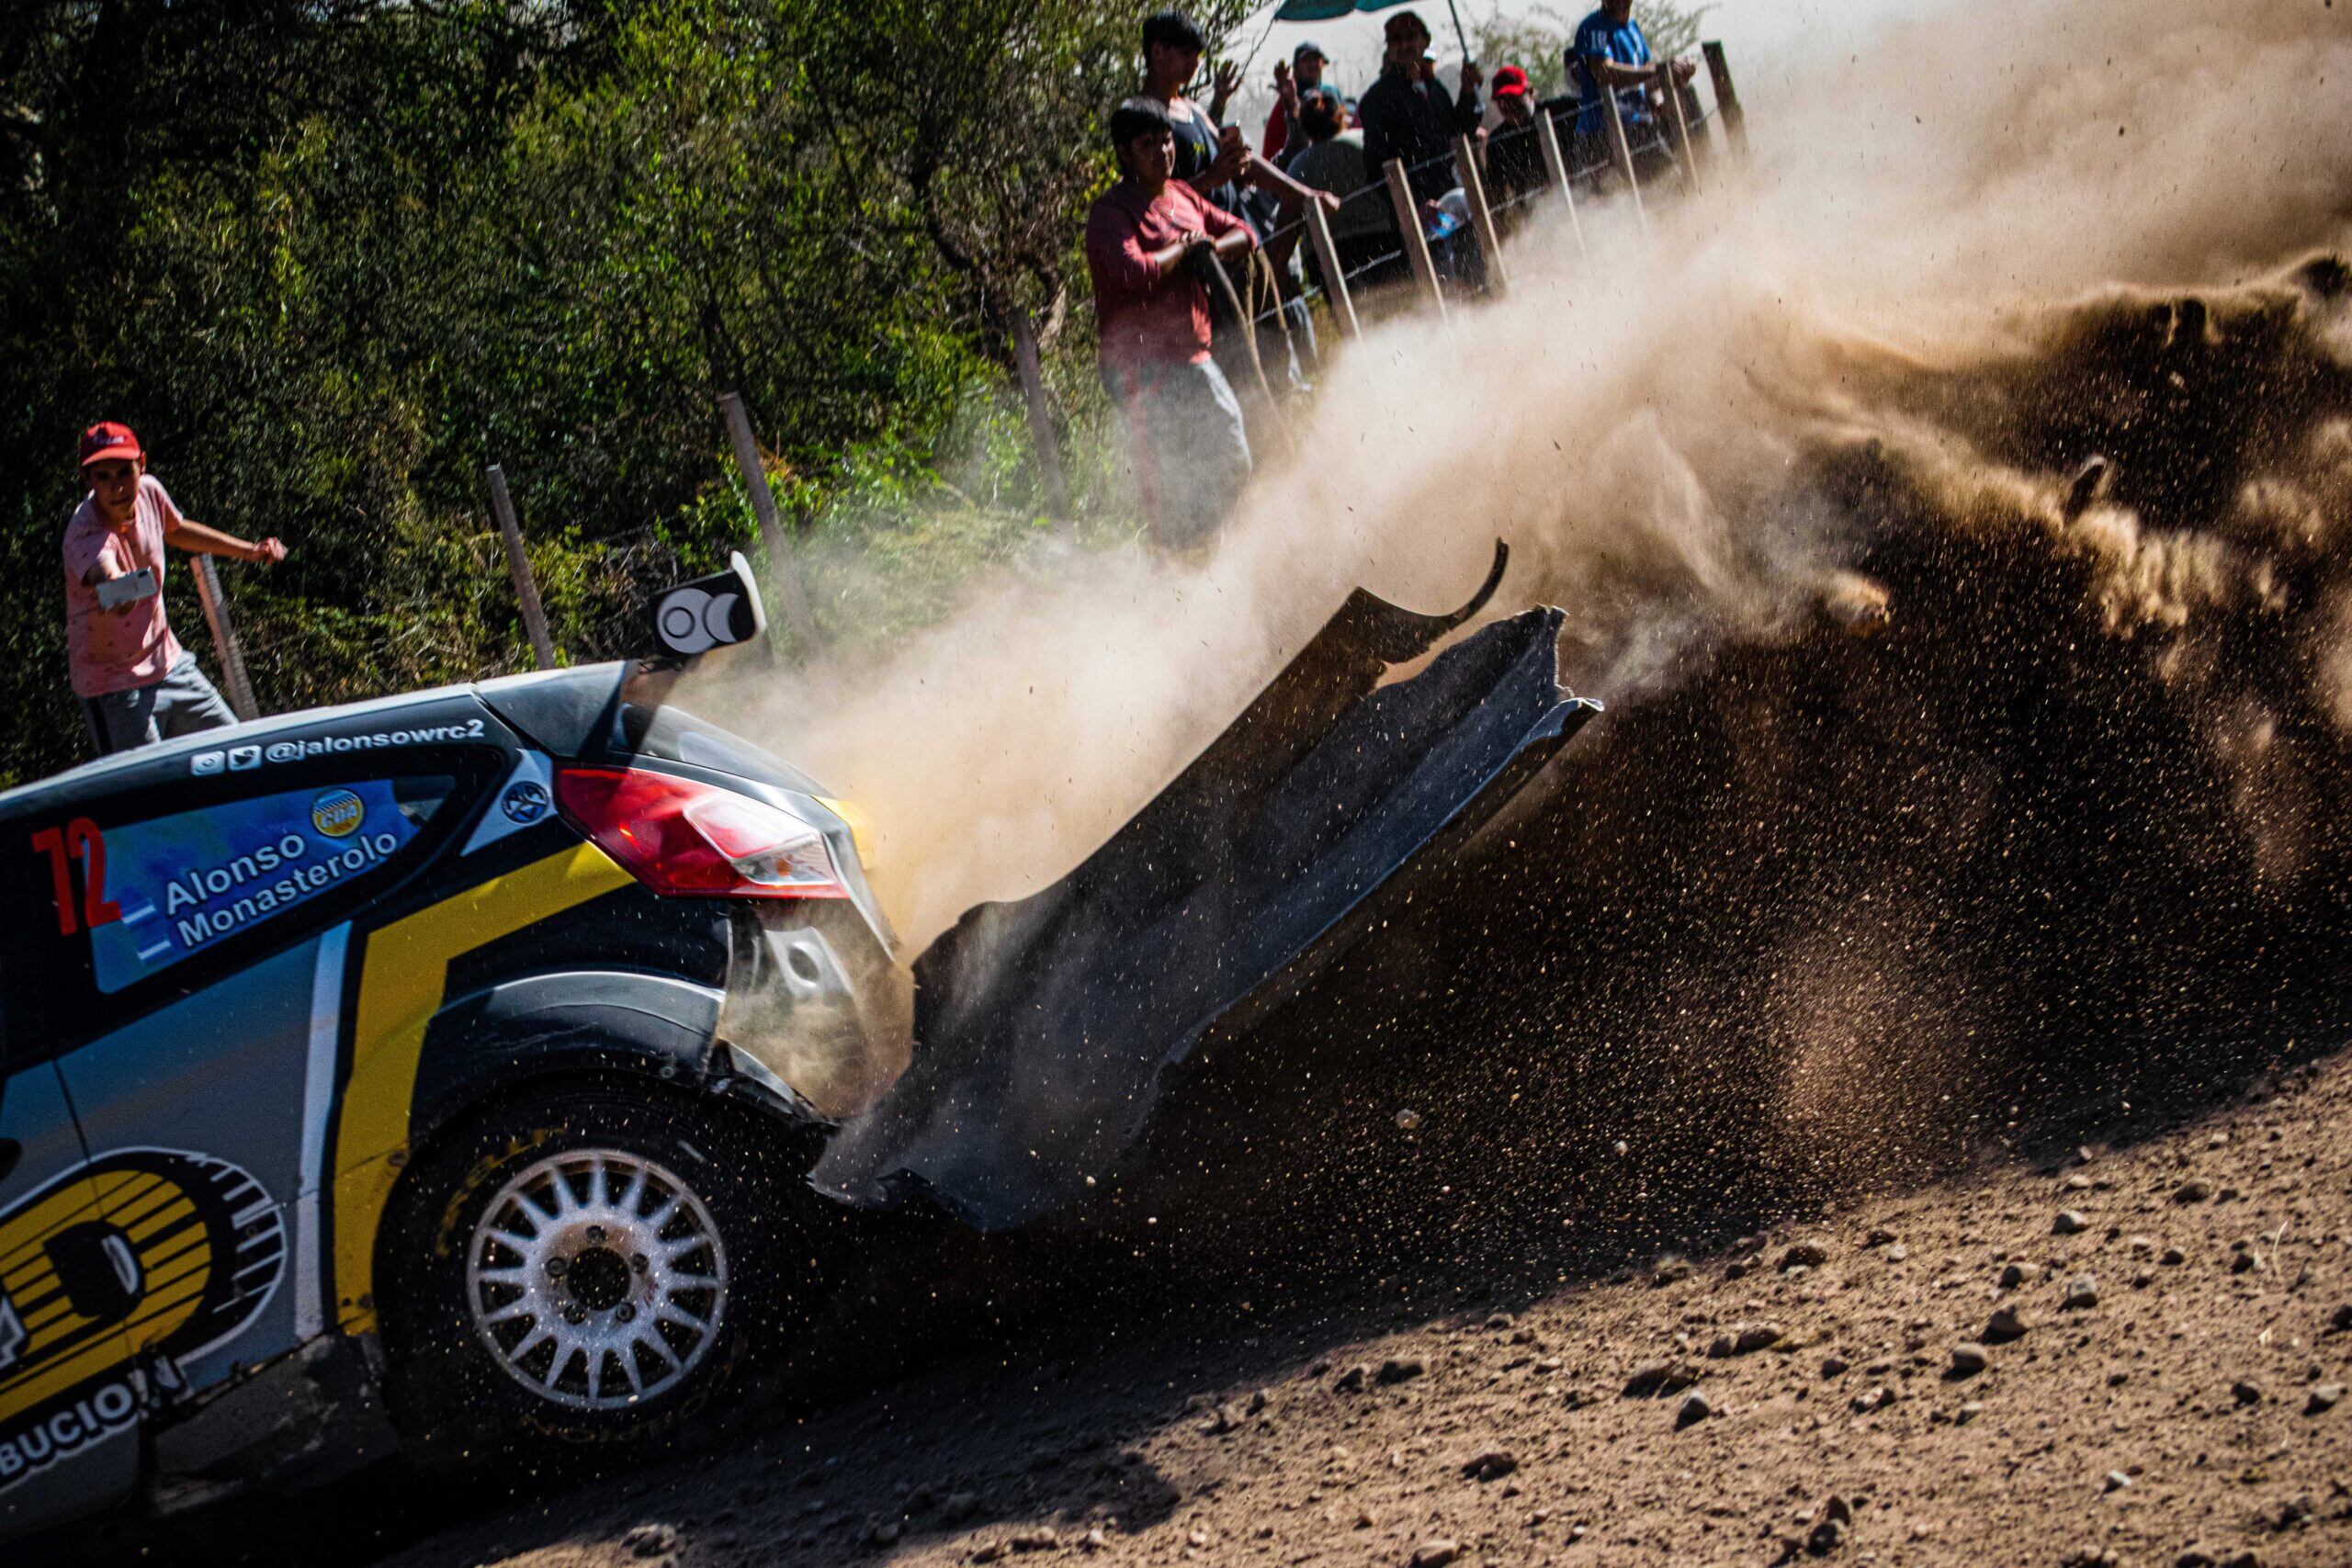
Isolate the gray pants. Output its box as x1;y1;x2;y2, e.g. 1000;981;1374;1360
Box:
1112;357;1252;552
80;649;238;757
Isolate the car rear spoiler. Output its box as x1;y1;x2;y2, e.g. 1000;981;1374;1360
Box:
809;543;1602;1230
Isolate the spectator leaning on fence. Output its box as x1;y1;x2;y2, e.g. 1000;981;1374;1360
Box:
1085;98;1260;552
1283;91;1396;290
1357;9;1484;213
1137;12;1341;407
1482;65;1549;224
1570;0;1696;168
62;421;286;756
1140;11;1249;217
1261;39;1330;167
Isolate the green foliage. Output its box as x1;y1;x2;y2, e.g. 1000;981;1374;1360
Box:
0;1;1713;788
0;0;1161;785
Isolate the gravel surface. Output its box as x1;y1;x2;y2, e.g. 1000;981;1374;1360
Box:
377;1053;2352;1568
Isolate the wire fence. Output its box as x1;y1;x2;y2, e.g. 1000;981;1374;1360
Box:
1058;58;1739;345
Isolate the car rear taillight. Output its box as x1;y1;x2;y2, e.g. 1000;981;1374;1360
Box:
555;766;847;899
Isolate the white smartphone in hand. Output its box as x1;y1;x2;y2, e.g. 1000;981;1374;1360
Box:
96;568;157;610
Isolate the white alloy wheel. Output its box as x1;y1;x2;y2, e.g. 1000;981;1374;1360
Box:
463;1148;729;1411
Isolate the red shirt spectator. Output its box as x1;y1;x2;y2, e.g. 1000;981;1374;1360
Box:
1084;176;1254;383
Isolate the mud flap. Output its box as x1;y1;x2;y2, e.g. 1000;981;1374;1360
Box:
810;545;1601;1229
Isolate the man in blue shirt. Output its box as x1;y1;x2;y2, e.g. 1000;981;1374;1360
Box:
1569;1;1695;141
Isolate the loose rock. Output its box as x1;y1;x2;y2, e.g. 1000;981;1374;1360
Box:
2062;1274;2100;1311
2053;1210;2091;1235
2305;1383;2344;1415
1623;1360;1702;1398
1333;1364;1369;1393
1782;1242;1831;1269
1950;1342;1989;1377
1461;1448;1518;1482
2175;1179;2215;1204
1709;1322;1781;1358
1986;1305;2029;1342
1676;1389;1714;1428
2000;1262;2045;1290
1377;1355;1428;1385
2232;1379;2264;1406
1410;1540;1462;1567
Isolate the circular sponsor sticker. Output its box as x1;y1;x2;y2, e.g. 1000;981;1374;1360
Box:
502;780;550;825
311;788;366;838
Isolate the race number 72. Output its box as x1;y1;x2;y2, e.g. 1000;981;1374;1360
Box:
31;818;120;936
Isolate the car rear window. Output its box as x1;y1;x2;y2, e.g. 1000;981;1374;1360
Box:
610;705;823;795
85;777;456;994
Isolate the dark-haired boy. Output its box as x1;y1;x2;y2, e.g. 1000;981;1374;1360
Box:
1083;98;1259;550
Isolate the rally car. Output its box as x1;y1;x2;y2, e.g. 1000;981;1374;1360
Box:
0;544;1598;1541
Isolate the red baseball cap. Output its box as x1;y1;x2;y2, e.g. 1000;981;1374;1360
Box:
1490;65;1531;98
79;421;142;468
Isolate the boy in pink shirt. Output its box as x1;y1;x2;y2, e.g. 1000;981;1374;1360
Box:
62;421;287;756
1084;98;1258;550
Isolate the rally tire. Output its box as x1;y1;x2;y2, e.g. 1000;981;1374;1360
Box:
377;1080;813;1475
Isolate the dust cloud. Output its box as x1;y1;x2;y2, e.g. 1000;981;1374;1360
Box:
684;0;2347;960
683;0;2352;1210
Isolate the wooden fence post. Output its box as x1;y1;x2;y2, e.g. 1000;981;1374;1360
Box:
1005;310;1072;524
1381;158;1448;320
1702;41;1750;163
1452;132;1510;298
187;555;257;722
1532;107;1589;258
718;392;823;653
1659;65;1702;193
484;463;557;671
1601;83;1650;230
1303;197;1361;340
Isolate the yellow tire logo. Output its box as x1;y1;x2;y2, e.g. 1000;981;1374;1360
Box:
0;1151;285;1489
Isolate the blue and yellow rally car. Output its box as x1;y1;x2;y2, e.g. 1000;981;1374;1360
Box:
0;544;1599;1542
0;626;911;1539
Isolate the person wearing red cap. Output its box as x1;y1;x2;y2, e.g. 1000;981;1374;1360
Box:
1482;65;1550;230
62;421;287;755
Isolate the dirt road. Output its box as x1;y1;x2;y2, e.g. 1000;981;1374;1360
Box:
369;1040;2352;1568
